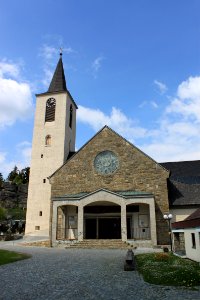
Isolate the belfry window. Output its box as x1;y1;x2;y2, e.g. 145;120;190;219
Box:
45;98;56;122
45;135;51;146
69;104;73;128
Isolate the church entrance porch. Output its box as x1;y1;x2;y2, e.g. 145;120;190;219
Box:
51;189;157;247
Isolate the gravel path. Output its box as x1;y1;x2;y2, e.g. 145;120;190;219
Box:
0;243;200;300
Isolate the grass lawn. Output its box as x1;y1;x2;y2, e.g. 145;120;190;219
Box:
0;249;31;265
135;252;200;287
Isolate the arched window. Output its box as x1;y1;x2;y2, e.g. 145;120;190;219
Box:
69;104;73;128
45;135;51;146
45;98;56;122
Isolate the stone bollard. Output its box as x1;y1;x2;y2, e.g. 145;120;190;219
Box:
124;249;136;271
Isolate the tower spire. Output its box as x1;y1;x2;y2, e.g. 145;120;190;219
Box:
48;52;67;93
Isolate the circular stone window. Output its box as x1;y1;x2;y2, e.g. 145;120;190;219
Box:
94;151;119;175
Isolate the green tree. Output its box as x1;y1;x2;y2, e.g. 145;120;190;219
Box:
0;207;7;221
7;166;19;182
0;173;4;188
7;166;30;185
20;167;30;183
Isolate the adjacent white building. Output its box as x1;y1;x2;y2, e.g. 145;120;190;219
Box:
172;208;200;262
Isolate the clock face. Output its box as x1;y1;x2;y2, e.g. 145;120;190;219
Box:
94;151;119;175
46;98;56;108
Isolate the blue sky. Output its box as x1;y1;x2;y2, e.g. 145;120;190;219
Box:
0;0;200;177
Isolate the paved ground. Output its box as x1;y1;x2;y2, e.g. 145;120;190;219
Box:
0;242;200;300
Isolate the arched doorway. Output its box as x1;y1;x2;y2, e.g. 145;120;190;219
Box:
126;203;150;240
84;201;121;239
56;205;78;240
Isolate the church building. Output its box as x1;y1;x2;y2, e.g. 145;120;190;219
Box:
25;54;200;247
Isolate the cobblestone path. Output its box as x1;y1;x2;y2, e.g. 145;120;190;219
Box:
0;244;199;300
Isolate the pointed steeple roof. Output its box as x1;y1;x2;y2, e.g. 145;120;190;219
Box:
48;53;67;93
36;52;78;109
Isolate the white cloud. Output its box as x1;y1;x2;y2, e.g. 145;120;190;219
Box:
0;60;33;128
139;101;158;109
138;101;147;108
0;61;20;78
91;56;104;78
77;74;200;163
40;44;75;61
77;105;149;141
42;68;53;88
141;76;200;162
39;44;76;88
154;80;167;94
150;101;158;109
40;45;58;60
142;117;200;162
166;76;200;121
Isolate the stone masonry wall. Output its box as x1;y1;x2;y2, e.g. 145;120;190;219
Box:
50;127;170;244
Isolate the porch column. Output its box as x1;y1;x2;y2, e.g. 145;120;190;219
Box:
78;203;84;241
51;203;58;246
121;202;127;241
149;200;157;246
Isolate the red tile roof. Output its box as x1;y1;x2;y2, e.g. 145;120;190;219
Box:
172;208;200;229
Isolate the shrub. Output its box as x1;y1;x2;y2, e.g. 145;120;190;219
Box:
154;252;170;261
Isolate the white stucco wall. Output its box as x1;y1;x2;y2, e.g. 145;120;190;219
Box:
184;228;200;262
25;92;76;238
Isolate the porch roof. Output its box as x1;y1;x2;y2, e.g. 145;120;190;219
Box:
52;189;153;201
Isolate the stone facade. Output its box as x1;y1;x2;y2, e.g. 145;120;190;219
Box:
173;232;185;253
50;127;170;244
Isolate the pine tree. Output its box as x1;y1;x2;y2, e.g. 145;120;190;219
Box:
20;167;30;183
7;166;19;182
0;172;4;187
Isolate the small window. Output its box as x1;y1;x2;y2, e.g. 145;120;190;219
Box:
69;104;73;128
39;211;42;216
43;179;46;183
35;226;40;230
191;233;196;248
41;154;43;158
45;135;51;146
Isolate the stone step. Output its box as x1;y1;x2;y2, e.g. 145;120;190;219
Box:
78;240;126;244
65;239;131;249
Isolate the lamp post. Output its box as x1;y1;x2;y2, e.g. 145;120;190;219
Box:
163;213;173;251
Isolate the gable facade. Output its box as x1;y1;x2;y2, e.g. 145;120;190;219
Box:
50;126;170;245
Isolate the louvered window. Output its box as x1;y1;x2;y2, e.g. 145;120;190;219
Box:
45;98;56;122
69;104;73;128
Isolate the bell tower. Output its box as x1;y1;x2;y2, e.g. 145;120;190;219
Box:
25;53;78;238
